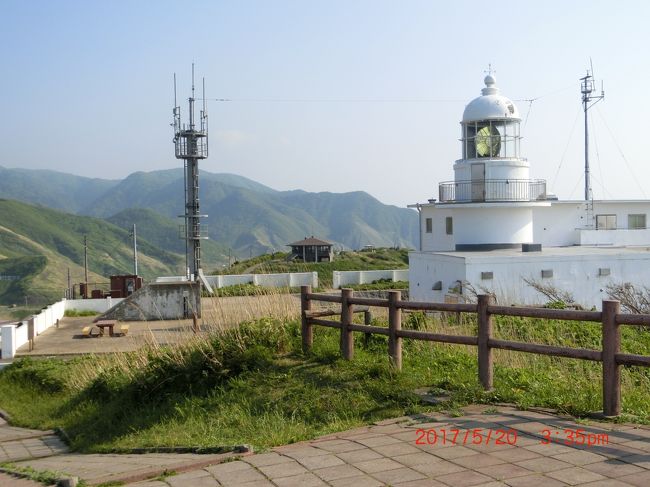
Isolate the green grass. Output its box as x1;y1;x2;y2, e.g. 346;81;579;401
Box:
1;314;650;454
217;248;409;287
347;279;409;291
64;309;99;317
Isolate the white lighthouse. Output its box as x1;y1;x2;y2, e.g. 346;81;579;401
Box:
409;73;650;308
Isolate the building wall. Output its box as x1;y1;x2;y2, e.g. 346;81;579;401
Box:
408;252;467;302
420;206;455;251
409;250;650;309
466;252;650;309
454;206;533;247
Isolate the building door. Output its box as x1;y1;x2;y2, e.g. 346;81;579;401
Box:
471;163;485;202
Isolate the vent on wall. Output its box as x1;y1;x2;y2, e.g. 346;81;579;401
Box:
599;268;611;277
432;281;442;290
481;272;494;280
541;269;553;278
522;243;542;252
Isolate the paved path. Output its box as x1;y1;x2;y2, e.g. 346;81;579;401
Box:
122;405;650;487
3;405;650;486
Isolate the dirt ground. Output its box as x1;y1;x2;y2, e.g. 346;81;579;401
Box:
15;294;301;357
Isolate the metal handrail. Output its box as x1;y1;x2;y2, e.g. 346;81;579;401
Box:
438;179;547;203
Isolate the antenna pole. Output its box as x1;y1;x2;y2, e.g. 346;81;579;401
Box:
132;224;138;276
580;67;605;201
83;235;88;298
584;92;590;201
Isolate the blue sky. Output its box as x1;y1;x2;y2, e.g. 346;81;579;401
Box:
2;0;649;206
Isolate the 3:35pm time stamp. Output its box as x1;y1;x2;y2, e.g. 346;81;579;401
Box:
415;428;609;447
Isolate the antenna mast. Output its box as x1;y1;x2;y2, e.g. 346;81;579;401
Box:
172;65;211;296
580;63;605;201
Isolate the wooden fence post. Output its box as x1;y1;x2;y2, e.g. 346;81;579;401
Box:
363;309;372;347
301;285;313;353
340;288;354;360
602;300;621;416
477;294;494;390
388;290;402;370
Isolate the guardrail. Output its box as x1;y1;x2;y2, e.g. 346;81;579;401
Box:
300;286;650;417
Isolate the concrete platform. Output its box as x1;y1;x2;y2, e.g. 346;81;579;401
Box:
14;294;300;357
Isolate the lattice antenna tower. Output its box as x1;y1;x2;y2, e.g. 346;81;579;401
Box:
173;64;211;291
580;60;605;202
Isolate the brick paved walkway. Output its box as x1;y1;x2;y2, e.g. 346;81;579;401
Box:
4;405;650;486
122;405;650;487
0;416;68;463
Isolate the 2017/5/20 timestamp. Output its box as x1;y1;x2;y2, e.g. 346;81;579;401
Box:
541;428;610;446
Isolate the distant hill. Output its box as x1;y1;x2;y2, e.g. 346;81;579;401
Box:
0;166;418;261
0;199;183;305
106;208;230;267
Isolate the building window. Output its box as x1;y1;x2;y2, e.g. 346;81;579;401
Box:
425;218;432;233
446;217;453;235
596;214;616;230
628;214;646;230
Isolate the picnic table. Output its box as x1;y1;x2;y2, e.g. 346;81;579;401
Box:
95;320;117;337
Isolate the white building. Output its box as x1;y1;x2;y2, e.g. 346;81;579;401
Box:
409;74;650;308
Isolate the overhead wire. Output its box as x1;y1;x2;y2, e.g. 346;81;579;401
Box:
595;105;647;198
589;110;606;199
551;103;582;191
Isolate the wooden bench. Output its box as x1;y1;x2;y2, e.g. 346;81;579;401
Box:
81;326;99;337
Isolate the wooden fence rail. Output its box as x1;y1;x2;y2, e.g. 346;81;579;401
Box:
300;285;650;417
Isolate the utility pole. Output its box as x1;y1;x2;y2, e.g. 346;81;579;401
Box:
83;235;88;299
132;224;138;275
67;267;71;299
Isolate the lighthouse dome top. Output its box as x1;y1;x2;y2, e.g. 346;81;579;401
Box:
462;75;520;122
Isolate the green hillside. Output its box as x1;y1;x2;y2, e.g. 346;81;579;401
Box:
219;247;409;287
0;199;184;305
0;167;419;259
106;208;230;268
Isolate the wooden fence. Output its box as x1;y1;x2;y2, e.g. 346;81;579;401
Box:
300;285;650;417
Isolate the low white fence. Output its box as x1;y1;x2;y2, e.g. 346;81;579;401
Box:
157;272;319;289
0;297;123;360
332;269;409;289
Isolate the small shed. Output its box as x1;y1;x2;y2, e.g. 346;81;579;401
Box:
288;236;334;263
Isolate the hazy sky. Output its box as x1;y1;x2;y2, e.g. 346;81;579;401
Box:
2;0;649;207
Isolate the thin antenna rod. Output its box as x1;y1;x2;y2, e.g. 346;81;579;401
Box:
191;63;195;99
202;77;206;113
173;73;177;107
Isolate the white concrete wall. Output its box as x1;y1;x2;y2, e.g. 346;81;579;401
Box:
579;229;650;246
464;252;650;309
196;272;318;289
64;298;124;313
2;300;66;359
454;206;533;246
421;206;455;252
408;252;467;302
333;270;409;289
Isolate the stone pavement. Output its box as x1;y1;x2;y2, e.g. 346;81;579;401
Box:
0;416;67;463
3;405;650;486
122;405;650;487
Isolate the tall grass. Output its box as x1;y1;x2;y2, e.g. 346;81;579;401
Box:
2;293;650;453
